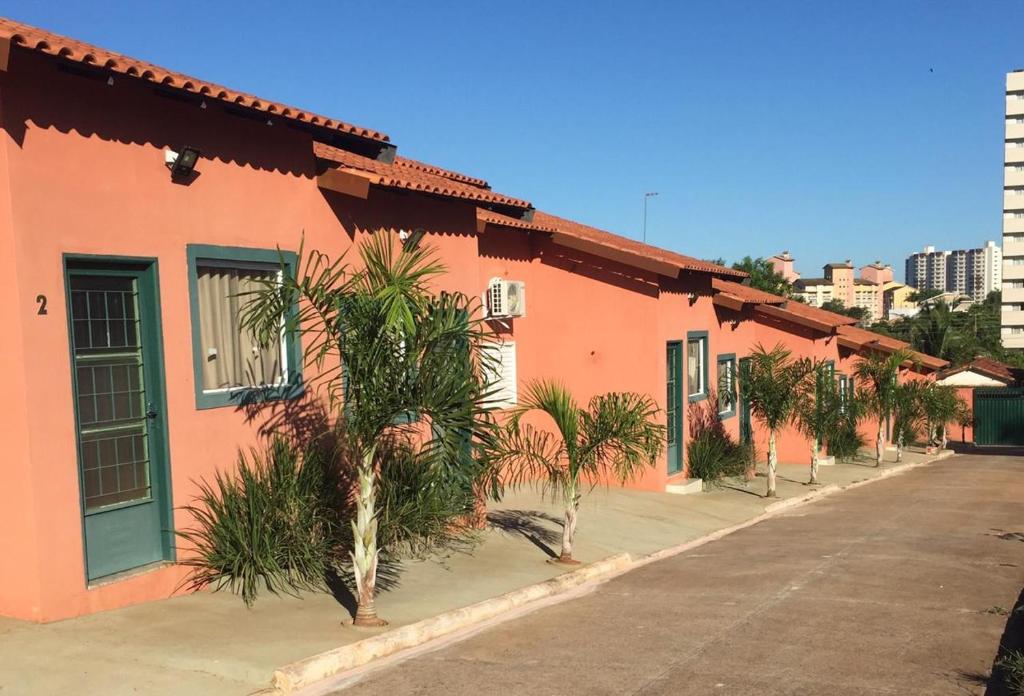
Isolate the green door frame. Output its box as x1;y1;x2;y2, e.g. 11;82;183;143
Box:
64;255;175;583
666;341;684;474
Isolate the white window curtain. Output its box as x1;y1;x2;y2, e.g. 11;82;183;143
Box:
687;338;704;396
196;264;284;391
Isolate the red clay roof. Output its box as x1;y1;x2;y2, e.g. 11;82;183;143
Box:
835;325;947;370
938;356;1017;383
528;211;746;279
476;208;560;233
393;157;490;189
315;143;531;209
0;17;390;143
476;208;745;279
710;281;948;368
780;300;858;328
711;279;786;305
712;280;857;328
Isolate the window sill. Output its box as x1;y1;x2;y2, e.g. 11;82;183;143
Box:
195;380;305;410
688;393;708;403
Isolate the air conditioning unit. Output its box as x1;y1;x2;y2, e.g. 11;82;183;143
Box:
487;278;526;318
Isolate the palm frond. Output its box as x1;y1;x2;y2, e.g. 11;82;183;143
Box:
514;380;581;460
577;392;664;485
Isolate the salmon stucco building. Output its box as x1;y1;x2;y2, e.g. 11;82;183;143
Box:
0;18;946;622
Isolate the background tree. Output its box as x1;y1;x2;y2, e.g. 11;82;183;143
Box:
730;256;795;297
921;383;963;450
910;302;972;365
868;291;1024;370
820;299;868;322
793;359;836;484
740;344;815;497
854;349;913;466
890;381;926;462
242;233;496;626
827;386;866;462
491;380;663;564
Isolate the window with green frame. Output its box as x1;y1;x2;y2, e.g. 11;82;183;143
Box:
686;331;709;402
716;354;737;418
838;373;853;412
186;244;302;409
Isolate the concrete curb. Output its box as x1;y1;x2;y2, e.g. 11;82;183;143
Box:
269;553;631;694
260;452;953;694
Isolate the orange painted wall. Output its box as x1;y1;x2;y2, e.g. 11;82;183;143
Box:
949;386;974;444
0;50;928;621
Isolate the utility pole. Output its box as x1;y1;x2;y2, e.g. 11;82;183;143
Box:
642;191;659;242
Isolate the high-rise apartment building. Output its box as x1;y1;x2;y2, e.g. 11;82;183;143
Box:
1003;69;1024;350
948;242;1001;301
904;242;1001;302
905;246;949;293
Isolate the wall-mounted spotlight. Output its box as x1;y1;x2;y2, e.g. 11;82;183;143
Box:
399;227;426;249
165;146;201;179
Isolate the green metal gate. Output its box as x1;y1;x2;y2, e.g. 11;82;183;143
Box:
973;388;1024;446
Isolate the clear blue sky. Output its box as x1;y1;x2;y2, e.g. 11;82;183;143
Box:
6;1;1023;279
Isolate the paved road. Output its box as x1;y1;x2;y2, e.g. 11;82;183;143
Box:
333;455;1024;695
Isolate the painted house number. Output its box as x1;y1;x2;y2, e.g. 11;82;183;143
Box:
36;294;47;315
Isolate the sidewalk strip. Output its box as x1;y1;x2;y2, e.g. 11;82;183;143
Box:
261;452;952;695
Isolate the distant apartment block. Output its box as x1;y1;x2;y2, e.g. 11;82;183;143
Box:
905;241;1001;302
1004;69;1024;350
769;250;800;283
905;246;949;293
793;259;893;322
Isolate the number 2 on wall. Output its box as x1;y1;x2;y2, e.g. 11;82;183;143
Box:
36;294;47;315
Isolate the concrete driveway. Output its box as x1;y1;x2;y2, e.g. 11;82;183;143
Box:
329;454;1024;695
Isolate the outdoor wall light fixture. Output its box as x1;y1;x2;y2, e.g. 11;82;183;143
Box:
165;146;201;179
399;227;426;249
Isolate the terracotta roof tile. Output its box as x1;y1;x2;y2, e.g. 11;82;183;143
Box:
938;356;1018;383
835;325;946;369
0;17;390;143
528;211;746;279
315;143;530;209
781;301;859;328
476;208;559;233
393;157;489;189
711;279;786;304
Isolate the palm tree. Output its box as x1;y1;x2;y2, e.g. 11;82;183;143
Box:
891;380;926;462
740;344;815;497
910;303;965;364
491;380;663;564
242;233;496;626
921;383;963;450
853;349;913;466
794;360;838;485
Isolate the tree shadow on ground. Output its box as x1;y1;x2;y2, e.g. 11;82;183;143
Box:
324;559;404;620
720;483;765;498
487;509;562;559
960;584;1024;695
949;442;1024;457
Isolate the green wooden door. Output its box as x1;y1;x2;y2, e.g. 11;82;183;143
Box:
738;357;752;447
66;260;173;581
974;388;1024;446
666;342;683;474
